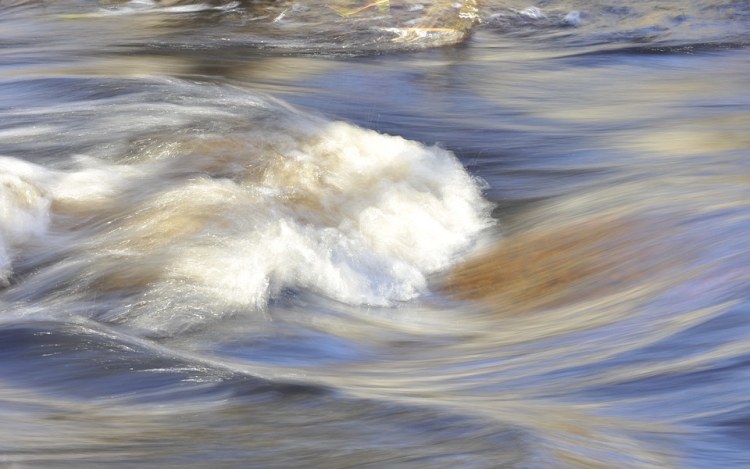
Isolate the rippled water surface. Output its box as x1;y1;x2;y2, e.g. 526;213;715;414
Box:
1;1;750;468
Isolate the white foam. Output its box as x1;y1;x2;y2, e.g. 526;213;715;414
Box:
564;11;582;27
2;113;493;330
519;7;546;20
130;120;492;312
0;157;54;285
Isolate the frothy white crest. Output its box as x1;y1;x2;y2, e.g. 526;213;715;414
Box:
6;116;492;331
53;156;144;215
134;120;491;311
0;157;54;285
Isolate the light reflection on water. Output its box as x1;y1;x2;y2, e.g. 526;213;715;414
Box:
1;1;750;468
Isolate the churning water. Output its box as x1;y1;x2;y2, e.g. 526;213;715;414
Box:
1;1;750;468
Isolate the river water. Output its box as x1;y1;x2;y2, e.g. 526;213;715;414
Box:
1;1;749;467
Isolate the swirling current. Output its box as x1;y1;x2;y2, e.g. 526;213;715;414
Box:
1;1;750;468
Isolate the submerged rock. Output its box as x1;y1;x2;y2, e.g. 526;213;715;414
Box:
58;0;482;52
441;215;690;312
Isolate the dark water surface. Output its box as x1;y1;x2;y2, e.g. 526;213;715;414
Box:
1;1;750;468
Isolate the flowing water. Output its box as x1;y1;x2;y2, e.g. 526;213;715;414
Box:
1;1;750;467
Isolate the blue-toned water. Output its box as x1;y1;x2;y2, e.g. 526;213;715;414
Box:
1;1;750;467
